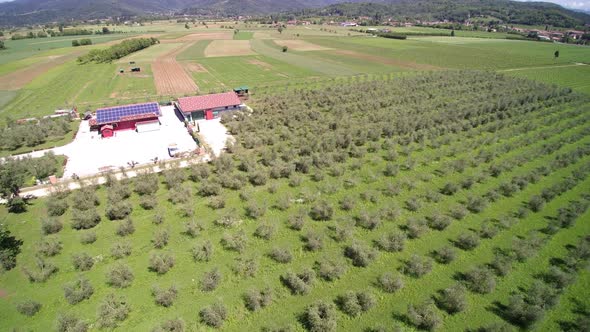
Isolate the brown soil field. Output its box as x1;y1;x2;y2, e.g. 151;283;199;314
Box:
0;52;81;90
164;32;233;43
273;40;331;51
152;43;199;96
248;59;273;70
332;50;441;70
204;40;256;57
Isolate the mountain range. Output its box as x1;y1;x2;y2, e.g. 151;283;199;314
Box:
0;0;589;27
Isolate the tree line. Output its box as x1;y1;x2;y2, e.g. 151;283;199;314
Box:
77;37;159;64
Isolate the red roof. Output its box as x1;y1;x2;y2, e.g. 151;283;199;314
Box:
101;125;114;131
178;92;241;113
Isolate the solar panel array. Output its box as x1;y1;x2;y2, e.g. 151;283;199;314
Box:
96;102;160;124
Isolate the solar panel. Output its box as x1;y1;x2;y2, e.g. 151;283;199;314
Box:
96;102;161;124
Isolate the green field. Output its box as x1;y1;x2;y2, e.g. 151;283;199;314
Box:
505;64;590;95
233;31;254;40
1;71;589;331
176;40;212;60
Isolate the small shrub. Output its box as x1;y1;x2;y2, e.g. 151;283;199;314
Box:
63;277;94;305
309;200;333;221
97;293;130;329
315;258;346;281
200;302;227;328
528;195;545;212
201;267;222;291
254;223;276;240
427;214;451;231
464;266;496;294
55;312;88;332
192;240;214;262
184;221;203;237
152;318;185;332
455;232;480;250
244;287;273;311
221;231;247;253
403;254;433;278
22;257;58;282
149;253;175;275
436;284;467;314
140;194;158;210
16;300;41;316
377;272;404;293
287;213;305;230
269;247;293;263
503;294;543;328
355;212;381;230
450;205;468;220
304;301;337;332
116;218;135;237
245;201;267;219
339;196;355;211
106;263;134;288
337;291;376;317
407;300;441;331
41;217;63;235
405;217;428;239
440;182;459;195
466;196;487;213
303;231;324;251
111;241;132;259
433;246;456;264
71;253;94;271
37;238;63;257
376;232;405;252
152;285;178;307
105;200;132;221
405;197;421;211
489;251;514;276
344;243;377;267
233;256;258;278
281;268;315;295
47;196;69;217
152;229;170;249
208;196;226;209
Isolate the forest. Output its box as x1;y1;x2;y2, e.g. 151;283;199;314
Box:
1;70;589;331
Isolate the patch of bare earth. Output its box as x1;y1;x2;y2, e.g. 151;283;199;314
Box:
332;50;440;70
164;32;233;43
0;52;81;90
0;289;8;298
204;40;255;57
152;43;199;96
248;59;273;70
185;63;208;73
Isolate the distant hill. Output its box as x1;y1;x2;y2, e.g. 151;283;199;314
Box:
0;0;588;27
306;0;590;28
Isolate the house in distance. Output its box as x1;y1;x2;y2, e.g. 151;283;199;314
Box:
176;91;242;123
90;102;162;138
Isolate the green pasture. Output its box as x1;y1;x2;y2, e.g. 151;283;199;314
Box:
176;40;212;60
0;34;136;65
234;31;254;40
308;36;590;70
116;43;181;63
1;61;157;118
506;64;590;95
190;55;319;92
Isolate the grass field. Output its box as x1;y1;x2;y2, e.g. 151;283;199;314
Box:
1;71;589;331
506;64;590;95
234;31;254;40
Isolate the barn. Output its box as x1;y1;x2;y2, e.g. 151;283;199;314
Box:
93;102;162;137
176;92;242;123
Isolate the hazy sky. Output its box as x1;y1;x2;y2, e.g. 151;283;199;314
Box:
515;0;589;11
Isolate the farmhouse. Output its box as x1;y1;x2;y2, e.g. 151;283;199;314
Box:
91;102;162;137
176;91;242;123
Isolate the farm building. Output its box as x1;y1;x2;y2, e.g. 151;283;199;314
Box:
91;102;162;137
176;92;242;123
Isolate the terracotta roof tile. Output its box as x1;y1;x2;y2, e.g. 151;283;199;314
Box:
178;92;241;113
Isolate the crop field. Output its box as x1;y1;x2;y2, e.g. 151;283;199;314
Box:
505;64;590;95
1;71;590;331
